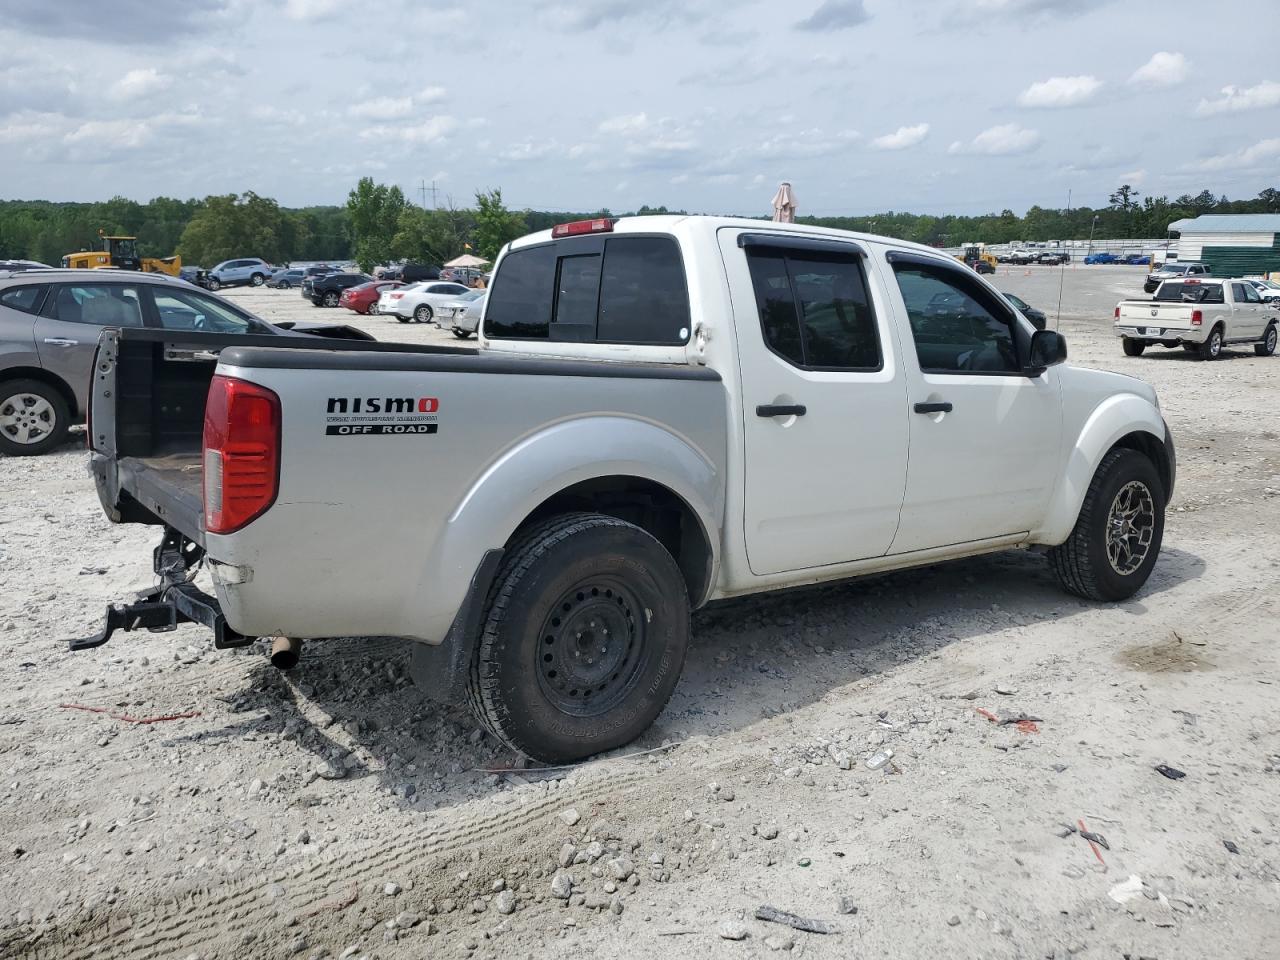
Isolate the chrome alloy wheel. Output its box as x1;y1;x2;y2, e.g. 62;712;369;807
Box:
1106;480;1155;575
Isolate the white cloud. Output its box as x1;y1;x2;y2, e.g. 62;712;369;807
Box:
1119;168;1147;186
110;67;166;100
599;112;651;134
1017;75;1102;108
1129;51;1188;88
669;173;690;184
0;112;64;143
64;119;152;151
357;115;457;144
349;96;414;120
1196;81;1280;116
499;139;560;162
795;0;870;31
871;123;930;150
417;85;447;104
283;0;342;22
1191;138;1280;172
948;123;1041;156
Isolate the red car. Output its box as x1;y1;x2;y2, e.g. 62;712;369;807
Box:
339;280;402;315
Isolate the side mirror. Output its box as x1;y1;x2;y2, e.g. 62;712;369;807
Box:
1027;329;1067;373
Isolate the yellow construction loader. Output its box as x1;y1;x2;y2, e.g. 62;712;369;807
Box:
62;232;182;276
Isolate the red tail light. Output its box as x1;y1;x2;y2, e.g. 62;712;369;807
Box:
551;218;615;238
1191;310;1203;326
1114;306;1120;318
203;375;280;534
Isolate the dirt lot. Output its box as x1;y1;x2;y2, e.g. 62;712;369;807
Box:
2;266;1279;959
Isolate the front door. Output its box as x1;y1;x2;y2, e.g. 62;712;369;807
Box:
1232;282;1267;338
35;281;146;410
879;252;1062;554
720;230;910;576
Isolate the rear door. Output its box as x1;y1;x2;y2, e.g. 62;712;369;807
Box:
719;230;910;575
35;281;146;411
879;251;1061;554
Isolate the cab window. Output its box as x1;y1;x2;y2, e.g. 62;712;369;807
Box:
892;262;1020;373
0;284;48;315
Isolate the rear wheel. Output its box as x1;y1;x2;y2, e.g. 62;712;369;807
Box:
250;273;265;287
1198;326;1223;360
278;280;292;289
0;379;71;457
1255;324;1277;357
1048;449;1164;602
1122;338;1145;357
414;304;433;324
323;290;339;307
467;513;690;763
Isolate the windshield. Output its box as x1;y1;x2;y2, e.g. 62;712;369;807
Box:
1155;281;1223;303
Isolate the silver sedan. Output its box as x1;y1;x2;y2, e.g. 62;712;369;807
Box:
442;290;486;339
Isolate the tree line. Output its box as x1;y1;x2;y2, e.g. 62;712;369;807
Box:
2;183;1277;268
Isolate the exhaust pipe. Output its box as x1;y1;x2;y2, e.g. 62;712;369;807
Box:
270;636;303;670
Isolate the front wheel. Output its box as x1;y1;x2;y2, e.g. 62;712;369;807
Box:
467;513;690;764
323;291;339;307
1122;338;1145;357
414;304;433;323
206;277;221;291
0;379;71;456
1198;326;1223;360
1255;324;1277;357
1048;449;1164;602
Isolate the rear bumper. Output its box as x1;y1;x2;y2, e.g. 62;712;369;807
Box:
1114;323;1204;344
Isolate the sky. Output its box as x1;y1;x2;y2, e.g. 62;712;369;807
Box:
1;0;1278;217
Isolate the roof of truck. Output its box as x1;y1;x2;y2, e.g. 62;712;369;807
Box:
507;214;950;260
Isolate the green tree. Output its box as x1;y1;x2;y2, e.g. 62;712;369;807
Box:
346;177;406;271
472;188;527;261
177;192;292;266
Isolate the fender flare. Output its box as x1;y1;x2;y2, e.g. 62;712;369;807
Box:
403;414;724;646
1035;393;1169;546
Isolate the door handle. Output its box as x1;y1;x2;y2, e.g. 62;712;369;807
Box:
756;403;806;418
43;338;79;347
913;401;953;414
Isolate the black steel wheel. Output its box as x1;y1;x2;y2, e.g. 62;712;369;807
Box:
467;512;690;763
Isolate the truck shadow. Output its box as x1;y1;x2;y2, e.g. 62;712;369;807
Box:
175;545;1204;815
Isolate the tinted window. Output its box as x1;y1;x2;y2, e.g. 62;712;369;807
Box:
745;248;879;369
0;284;48;315
1155;282;1223;304
597;237;689;344
553;254;602;340
152;288;258;333
49;284;144;327
892;263;1019;373
486;244;556;338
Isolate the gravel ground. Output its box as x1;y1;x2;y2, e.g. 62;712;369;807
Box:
2;266;1278;959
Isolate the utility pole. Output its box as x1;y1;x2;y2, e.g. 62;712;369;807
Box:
430;180;439;209
419;180;428;208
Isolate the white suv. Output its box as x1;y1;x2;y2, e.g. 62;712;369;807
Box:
376;280;472;323
206;258;273;291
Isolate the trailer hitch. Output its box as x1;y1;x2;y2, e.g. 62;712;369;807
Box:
68;528;256;652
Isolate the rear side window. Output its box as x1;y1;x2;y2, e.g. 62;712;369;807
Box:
486;236;690;345
0;284;48;315
745;248;880;370
46;284;145;327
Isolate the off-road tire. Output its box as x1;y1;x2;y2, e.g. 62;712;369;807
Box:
1122;338;1145;357
1048;448;1164;602
0;378;71;457
1198;325;1223;360
414;304;433;323
250;273;265;286
1255;323;1277;357
466;512;690;764
206;277;221;291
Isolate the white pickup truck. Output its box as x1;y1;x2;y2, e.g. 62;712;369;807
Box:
78;216;1175;762
1115;277;1279;359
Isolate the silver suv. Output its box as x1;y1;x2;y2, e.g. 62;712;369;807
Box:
206;258;273;291
0;269;372;456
